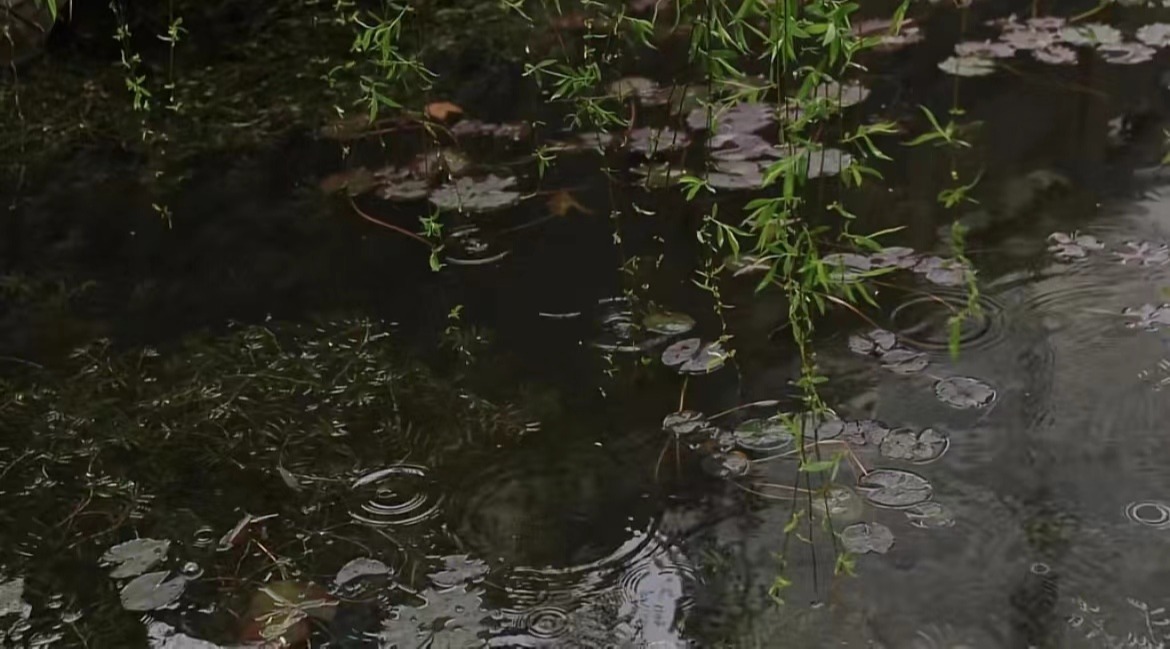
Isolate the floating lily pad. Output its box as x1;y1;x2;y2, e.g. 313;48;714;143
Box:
879;348;929;374
811;485;866;522
450;120;529;141
662;338;701;367
1136;23;1170;48
1099;42;1156;64
840;521;895;554
799;147;854;178
848;328;898;356
643;311;696;335
817;419;891;446
1048;232;1103;260
821;252;872;282
1033;45;1078;65
377;586;487;648
914;256;970;287
700;451;751;478
146;621;221;649
707;160;768;191
869;246;919;270
955;40;1016;58
429;175;522;213
633;162;686;188
686;102;776;135
662;338;728;374
934;376;996;409
1123;303;1170;331
938;55;997;77
904;501;956;529
809;79;871;108
1116;241;1170;266
879;427;949;463
733;417;795;453
334;558;392;587
709;132;782;161
626;127;690;155
663;410;709;436
857;469;933;509
101;538;170;579
408;149;472;179
1060;23;1123;46
120;571;188;611
1002;27;1062;51
429;555;490;588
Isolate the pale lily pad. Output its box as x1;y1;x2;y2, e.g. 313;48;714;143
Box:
1033;45;1078;65
663;410;709;436
1137;23;1170;48
934;376;996;409
626;127;690;155
146;620;222;648
811;485;866;522
879;348;929;374
821;252;872;282
120;571;188;611
879;427;949;463
1002;28;1061;51
661;338;701;367
857;469;933;509
429;555;489;588
707;160;767;191
662;338;729;374
700;451;751;478
800;147;853;178
1026;16;1067;31
869;246;919;270
429;175;522;213
377;586;487;649
101;538;170;579
733;417;795;453
840;522;895;554
914;256;970;287
955;40;1016;58
0;578;30;620
848;328;897;356
809;79;871;108
938;55;997;77
375;174;432;202
408;149;471;179
817;419;891;446
334;558;392;587
1116;241;1170;266
686;102;776;135
1048;232;1103;260
450;120;529;141
643;311;696;335
709;133;782;161
904;501;956;529
1099;42;1156;64
1060;23;1122;46
1122;303;1170;331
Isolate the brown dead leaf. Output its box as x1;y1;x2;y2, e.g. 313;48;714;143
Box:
425;101;463;122
319;168;376;196
548;190;592;217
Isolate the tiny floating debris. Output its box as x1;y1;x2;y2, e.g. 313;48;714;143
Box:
240;581;337;646
661;338;729;375
840;521;895;555
1033;45;1077;65
869;246;919;270
934;376;997;409
101;538;170;579
1123;304;1170;331
857;468;933;509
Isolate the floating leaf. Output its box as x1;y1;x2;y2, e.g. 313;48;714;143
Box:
817;419;891;446
821;252;872;282
120;571;188;611
701;451;751;478
869;246;919;270
686;102;775;135
430;555;490;588
643;311;696;335
1033;45;1078;65
879;348;929;374
709;132;782;161
1060;23;1122;46
146;620;221;648
848;329;897;356
102;538;170;579
904;501;956;528
429;175;522;213
809;79;871;108
1137;23;1170;48
425;101;463;122
938;55;997;77
811;485;866;521
625;127;691;155
840;522;895;554
733;417;795;453
663;410;709;436
878;427;949;463
1116;241;1170;266
1002;27;1062;51
0;578;30;620
451;120;529;141
955;40;1016;58
1048;232;1103;260
334;558;392;587
857;469;933;509
707;160;768;191
372;166;431;202
934;376;996;409
661;338;701;367
1099;42;1156;64
799;147;854;178
1122;303;1170;331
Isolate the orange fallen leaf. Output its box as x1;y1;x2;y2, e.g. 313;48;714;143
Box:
425;101;463;122
548;190;592;217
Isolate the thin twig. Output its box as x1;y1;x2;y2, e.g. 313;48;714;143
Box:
348;199;431;246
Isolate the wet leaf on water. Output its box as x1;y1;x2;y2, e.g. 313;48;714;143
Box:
547;190;591;217
904;501;956;528
879;427;949;463
914;256;970;287
661;338;701;367
425;101;463;122
377;586;487;649
1048;232;1104;260
869;246;919;270
811;485;866;522
1033;45;1078;65
101;538;170;579
1136;23;1170;48
840;521;895;554
708;160;768;191
371;169;431;202
633;162;687;188
809;79;871;108
663;410;709;436
242;581;336;644
409;148;472;180
934;376;996;409
857;469;933;509
0;578;30;619
120;571;188;611
686;101;776;135
700;451;751;478
709;132;782;161
1122;303;1170;331
625;127;690;155
1060;23;1123;47
1002;27;1062;51
733;417;795;453
319;167;376;196
277;465;301;491
1116;241;1170;266
817;419;891;446
955;40;1016;58
799;147;854;178
821;252;872;282
429;175;522;213
848;328;897;356
430;555;490;588
334;557;392;587
662;338;729;374
879;348;929;374
450;120;529;141
643;311;696;335
1099;42;1156;64
938;55;997;77
146;620;222;648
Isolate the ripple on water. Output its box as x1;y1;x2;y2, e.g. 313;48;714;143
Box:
1124;501;1170;530
349;464;443;527
526;606;572;639
889;291;1005;352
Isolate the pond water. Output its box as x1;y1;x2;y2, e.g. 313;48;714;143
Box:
6;1;1170;648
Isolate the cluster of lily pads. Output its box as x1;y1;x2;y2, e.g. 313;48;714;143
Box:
1047;232;1170;266
939;16;1170;77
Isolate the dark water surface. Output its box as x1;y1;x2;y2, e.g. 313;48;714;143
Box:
6;2;1170;647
